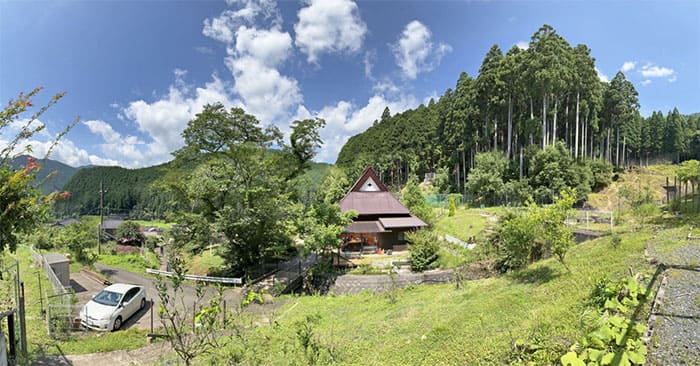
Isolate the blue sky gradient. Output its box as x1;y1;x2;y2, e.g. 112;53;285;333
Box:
1;0;698;167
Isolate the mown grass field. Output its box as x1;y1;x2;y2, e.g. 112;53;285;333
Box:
588;165;676;211
432;207;492;240
209;227;662;365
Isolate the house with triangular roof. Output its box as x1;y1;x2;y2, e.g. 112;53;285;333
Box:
339;166;427;253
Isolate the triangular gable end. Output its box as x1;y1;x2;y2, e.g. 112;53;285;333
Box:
348;166;388;192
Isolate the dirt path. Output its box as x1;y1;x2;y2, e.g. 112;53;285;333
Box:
646;238;700;364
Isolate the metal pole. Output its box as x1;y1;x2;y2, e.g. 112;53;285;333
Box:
150;299;153;334
37;271;43;315
8;313;15;362
18;282;27;359
99;178;104;255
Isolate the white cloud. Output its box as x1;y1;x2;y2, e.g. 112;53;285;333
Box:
202;1;300;124
202;0;281;43
124;73;238;166
391;20;452;79
84;120;122;144
299;93;419;162
225;55;302;122
516;41;529;50
234;26;292;67
294;0;367;63
640;79;652;86
668;74;677;82
363;50;375;79
641;64;675;78
596;67;609;82
621;61;636;72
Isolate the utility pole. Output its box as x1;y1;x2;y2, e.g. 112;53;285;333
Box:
98;178;104;255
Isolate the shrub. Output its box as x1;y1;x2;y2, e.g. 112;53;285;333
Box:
448;195;456;217
407;230;440;272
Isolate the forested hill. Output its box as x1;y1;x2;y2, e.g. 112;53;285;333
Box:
9;155;80;195
337;24;700;190
54;163;176;219
54;160;333;218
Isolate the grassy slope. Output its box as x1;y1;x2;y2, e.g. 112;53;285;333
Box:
432;207;491;240
218;229;655;365
588;165;676;211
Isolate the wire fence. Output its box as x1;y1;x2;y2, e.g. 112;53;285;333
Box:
29;246;77;338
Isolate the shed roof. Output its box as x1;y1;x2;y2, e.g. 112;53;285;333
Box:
44;253;69;264
339;191;411;215
101;219;124;230
379;215;428;229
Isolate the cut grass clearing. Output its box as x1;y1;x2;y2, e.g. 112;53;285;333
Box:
210;227;657;365
97;250;161;274
433;206;491;241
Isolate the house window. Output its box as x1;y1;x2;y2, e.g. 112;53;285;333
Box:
397;232;405;241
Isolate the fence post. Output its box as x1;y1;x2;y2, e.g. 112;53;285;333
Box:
18;282;27;360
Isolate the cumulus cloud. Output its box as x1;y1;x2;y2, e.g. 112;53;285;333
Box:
297;93;419;162
202;1;300;124
225;55;302;122
640;79;652;86
391;20;452;79
202;0;281;43
294;0;367;63
515;41;529;50
83;120;146;165
621;61;636;72
124;73;238;166
641;64;675;78
596;67;609;82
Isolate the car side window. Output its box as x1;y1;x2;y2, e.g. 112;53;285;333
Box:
123;288;137;303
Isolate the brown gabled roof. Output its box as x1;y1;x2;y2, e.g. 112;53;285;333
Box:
339;191;411;215
348;166;388;192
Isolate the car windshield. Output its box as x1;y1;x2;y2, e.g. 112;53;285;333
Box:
92;290;123;306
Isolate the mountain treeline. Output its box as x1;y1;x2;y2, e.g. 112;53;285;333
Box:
53;163;177;218
10;155;79;195
337;24;700;192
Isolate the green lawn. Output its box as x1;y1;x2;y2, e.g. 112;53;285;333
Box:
133;220;175;229
6;247;148;360
209;228;657;365
432;207;491;241
97;250;161;274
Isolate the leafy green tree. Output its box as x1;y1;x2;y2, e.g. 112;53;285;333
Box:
0;88;75;253
321;167;350;204
116;221;145;246
407;230;440;272
492;210;537;271
169;103;324;275
58;221;96;264
530;188;576;268
401;176;434;224
299;203;356;258
466;151;509;205
448;195;456;216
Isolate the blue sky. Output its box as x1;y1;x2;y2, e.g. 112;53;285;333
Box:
1;0;698;168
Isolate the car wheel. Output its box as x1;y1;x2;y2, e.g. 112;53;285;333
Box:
140;298;146;310
113;316;122;331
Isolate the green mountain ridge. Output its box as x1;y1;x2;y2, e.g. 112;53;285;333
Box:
9;155;80;195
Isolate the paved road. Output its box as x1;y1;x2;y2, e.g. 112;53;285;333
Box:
93;263;243;331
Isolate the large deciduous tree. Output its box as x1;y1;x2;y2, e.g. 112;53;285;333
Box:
170;103;325;275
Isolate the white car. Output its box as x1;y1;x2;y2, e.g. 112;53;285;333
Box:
80;283;146;331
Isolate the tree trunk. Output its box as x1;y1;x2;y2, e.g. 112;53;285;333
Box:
507;93;513;159
565;101;569;148
606;128;611;162
622;135;626;167
575;92;580;159
553;98;558;146
542;93;547;149
616;126;620;166
493;118;498;151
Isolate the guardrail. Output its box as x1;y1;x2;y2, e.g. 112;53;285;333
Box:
145;268;242;285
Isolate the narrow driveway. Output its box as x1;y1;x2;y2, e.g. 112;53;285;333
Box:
93;263;244;330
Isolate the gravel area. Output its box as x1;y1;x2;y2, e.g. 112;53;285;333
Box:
647;243;700;365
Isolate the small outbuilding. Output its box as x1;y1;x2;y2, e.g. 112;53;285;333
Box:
44;253;70;287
